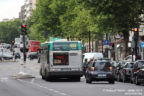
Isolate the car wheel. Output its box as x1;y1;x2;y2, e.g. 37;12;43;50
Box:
122;75;126;83
135;76;140;85
109;80;115;84
42;75;45;79
45;70;51;81
87;79;92;84
86;76;92;84
117;74;120;82
40;68;45;80
130;75;134;84
86;79;89;83
75;77;81;81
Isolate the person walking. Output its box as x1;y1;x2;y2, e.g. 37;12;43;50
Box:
83;59;88;76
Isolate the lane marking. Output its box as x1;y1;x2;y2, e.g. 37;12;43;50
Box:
17;79;71;96
0;77;8;82
31;78;35;84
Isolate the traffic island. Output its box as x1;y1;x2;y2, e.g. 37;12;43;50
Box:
13;71;35;79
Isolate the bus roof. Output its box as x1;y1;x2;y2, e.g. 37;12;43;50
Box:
40;41;81;50
41;41;81;44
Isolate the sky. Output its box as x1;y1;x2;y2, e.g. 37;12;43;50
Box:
0;0;24;21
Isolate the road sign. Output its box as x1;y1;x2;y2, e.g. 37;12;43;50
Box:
104;40;110;45
141;42;144;48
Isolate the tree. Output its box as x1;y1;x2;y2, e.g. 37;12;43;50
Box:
0;19;21;43
84;0;144;57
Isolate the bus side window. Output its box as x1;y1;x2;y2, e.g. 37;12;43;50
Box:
47;45;49;64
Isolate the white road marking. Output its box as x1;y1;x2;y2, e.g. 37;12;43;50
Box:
60;93;67;95
18;79;71;96
0;77;8;82
31;78;35;84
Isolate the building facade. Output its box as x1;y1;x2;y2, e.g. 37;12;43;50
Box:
19;0;37;22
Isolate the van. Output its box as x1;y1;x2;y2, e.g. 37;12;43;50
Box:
83;52;103;62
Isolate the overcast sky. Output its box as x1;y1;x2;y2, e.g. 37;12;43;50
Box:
0;0;24;21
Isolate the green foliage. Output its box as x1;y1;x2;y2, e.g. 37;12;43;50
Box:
28;0;144;45
0;19;21;43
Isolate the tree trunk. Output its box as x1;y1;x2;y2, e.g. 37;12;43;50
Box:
122;31;130;58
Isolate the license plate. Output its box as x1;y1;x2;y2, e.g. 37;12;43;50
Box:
61;68;71;71
98;74;106;77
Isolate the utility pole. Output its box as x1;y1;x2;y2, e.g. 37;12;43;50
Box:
95;32;98;52
21;24;28;63
102;39;103;53
89;31;91;52
105;33;109;58
133;28;139;60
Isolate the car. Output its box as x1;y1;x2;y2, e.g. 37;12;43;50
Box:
118;62;134;82
124;55;136;62
0;51;13;60
83;52;103;62
130;60;144;85
85;59;115;84
27;52;38;60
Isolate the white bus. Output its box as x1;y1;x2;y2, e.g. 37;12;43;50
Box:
39;41;83;81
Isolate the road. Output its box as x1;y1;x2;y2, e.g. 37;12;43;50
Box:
0;59;144;96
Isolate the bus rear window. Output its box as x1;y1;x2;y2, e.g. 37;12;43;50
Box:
53;42;78;51
53;53;69;65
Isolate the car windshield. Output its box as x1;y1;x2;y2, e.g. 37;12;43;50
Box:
94;62;111;71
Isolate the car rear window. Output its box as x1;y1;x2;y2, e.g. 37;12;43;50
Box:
94;62;111;71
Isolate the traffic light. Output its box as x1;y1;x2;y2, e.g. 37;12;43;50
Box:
21;24;27;35
133;28;139;41
134;28;138;32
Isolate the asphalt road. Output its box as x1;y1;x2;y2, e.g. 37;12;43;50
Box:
0;59;144;96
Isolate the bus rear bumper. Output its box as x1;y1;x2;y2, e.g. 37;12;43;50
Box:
48;71;83;78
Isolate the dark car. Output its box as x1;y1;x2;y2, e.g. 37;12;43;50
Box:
15;52;21;59
27;52;38;60
130;60;144;85
85;59;115;84
118;62;134;82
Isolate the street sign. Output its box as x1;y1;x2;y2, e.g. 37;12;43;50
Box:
141;42;144;48
104;40;110;45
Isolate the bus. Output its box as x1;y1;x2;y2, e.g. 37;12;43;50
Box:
39;41;83;81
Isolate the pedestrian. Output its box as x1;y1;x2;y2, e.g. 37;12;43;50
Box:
83;59;88;75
